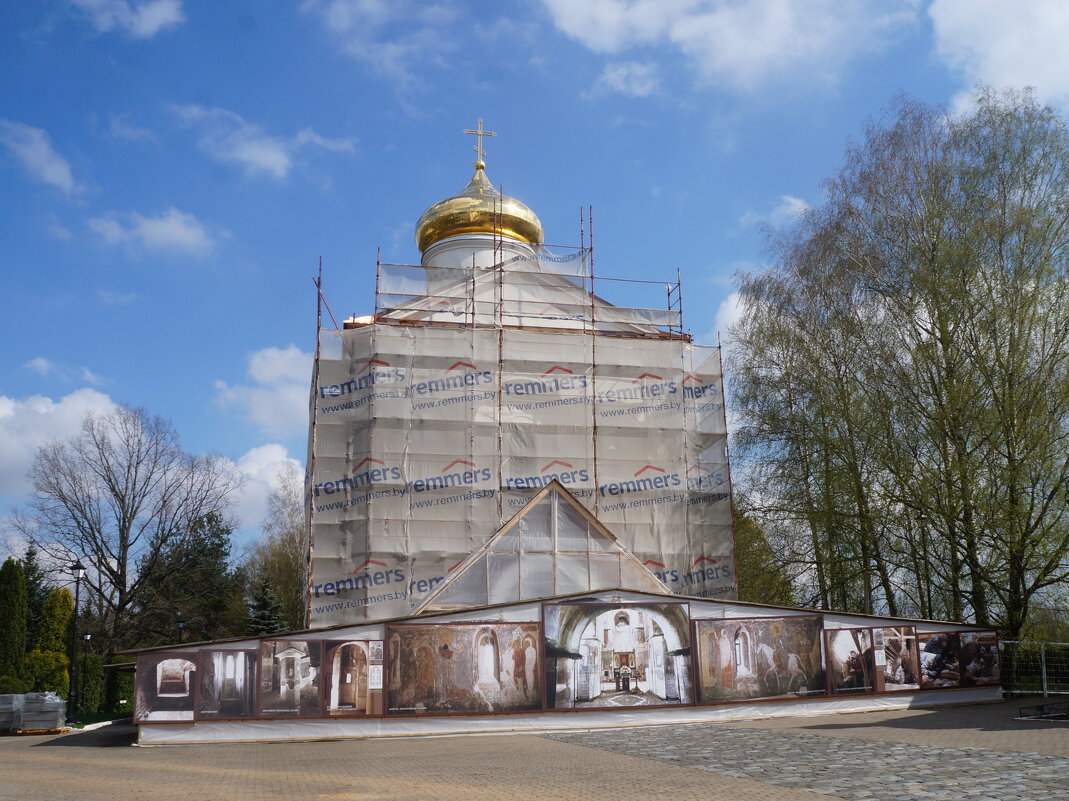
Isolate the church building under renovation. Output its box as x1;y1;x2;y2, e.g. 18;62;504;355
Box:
128;125;1002;745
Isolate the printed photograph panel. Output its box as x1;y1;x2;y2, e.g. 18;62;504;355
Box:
324;640;385;717
695;616;825;702
135;652;198;722
385;623;542;715
258;640;322;717
873;627;920;692
197;650;257;719
959;631;1001;687
826;629;876;694
918;632;961;689
544;603;692;709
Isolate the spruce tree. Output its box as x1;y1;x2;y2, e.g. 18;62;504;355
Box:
0;558;28;680
248;582;286;636
21;546;50;651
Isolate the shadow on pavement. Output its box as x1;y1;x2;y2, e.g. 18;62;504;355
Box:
792;697;1063;734
34;724;138;748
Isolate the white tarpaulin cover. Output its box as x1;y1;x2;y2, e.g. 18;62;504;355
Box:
308;320;734;626
136;686;1002;745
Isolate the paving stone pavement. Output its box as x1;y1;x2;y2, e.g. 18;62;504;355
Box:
2;699;1067;800
545;722;1069;801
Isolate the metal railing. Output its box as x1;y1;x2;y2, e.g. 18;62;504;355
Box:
999;640;1069;697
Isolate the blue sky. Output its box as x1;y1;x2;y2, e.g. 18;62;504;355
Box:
2;0;1068;550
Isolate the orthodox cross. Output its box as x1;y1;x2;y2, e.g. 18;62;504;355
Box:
463;118;496;163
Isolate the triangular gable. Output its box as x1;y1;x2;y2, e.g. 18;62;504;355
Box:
412;480;671;613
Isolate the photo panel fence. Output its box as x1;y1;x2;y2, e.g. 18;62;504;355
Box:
384;622;543;715
694;615;826;703
543;602;692;710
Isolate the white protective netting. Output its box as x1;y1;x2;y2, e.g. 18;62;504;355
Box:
307;265;734;627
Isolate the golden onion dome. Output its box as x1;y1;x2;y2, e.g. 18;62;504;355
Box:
415;160;544;253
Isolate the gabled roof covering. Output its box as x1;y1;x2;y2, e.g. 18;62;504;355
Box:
412;480;672;614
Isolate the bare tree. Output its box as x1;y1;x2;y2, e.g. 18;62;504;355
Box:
245;463;307;631
15;406;239;656
731;88;1069;636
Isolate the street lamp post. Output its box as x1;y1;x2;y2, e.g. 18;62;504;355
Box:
81;633;91;717
176;611;186;644
67;560;86;724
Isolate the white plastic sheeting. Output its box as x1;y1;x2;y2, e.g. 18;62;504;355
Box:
136;685;1002;745
416;484;670;611
309;319;735;627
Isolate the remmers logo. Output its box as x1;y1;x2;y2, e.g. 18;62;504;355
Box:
504;459;589;490
681;373;717;399
410;458;492;493
410;361;493;396
597;371;678;403
598;464;682;496
312;558;406;598
503;365;588;397
319;358;406;398
312;457;402;497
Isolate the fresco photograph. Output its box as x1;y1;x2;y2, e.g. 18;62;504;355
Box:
544;603;692;709
385;623;541;715
695;615;825;702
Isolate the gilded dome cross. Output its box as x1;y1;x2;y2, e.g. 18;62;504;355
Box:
463;118;496;165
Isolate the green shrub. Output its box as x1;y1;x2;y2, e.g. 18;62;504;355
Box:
23;650;69;696
78;653;104;714
0;674;31;694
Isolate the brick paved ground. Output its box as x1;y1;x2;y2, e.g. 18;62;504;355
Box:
0;697;1066;801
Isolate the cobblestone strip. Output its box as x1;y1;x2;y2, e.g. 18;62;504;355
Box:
544;724;1069;801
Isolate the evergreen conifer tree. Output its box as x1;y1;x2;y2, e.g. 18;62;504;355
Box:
21;546;50;650
0;558;28;681
248;582;286;636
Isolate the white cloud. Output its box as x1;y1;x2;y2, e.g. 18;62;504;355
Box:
0;120;77;195
173;105;354;179
301;0;459;91
930;0;1069;109
740;194;809;227
225;443;303;530
712;291;746;340
68;0;185;39
97;289;139;305
0;389;116;497
23;357;55;377
593;61;660;97
23;357;107;385
541;0;915;92
215;345;313;438
88;207;217;256
108;113;156;142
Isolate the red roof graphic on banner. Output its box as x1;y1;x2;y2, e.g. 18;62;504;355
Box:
448;560;464;572
443;459;476;472
633;464;666;477
633;372;663;382
541;460;573;472
541;365;573;377
686;465;710;474
352;559;388;573
447;361;476;372
690;556;719;568
356;358;390;374
353;457;385;470
682;374;703;384
643;559;666;568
